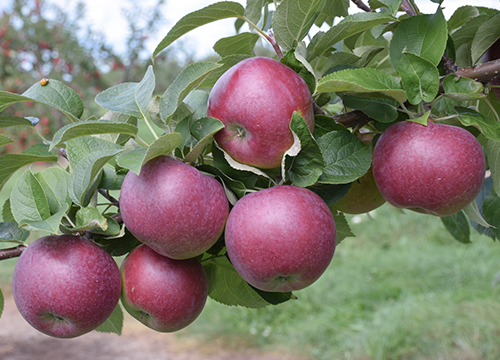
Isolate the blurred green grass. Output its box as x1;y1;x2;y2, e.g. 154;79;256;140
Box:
187;204;500;360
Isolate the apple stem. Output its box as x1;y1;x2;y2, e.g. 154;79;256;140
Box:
0;245;27;261
266;29;284;59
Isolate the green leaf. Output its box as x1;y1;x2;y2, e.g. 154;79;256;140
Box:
93;229;142;257
397;53;439;105
0;134;14;148
316;68;406;103
323;0;349;17
451;15;488;66
273;0;326;52
441;211;471;244
471;12;500;64
203;256;271;308
11;168;51;225
34;167;71;214
447;6;480;33
184;117;225;163
368;0;402;15
342;95;399;123
2;200;14;222
309;183;351;206
332;212;355;244
213;32;259;57
482;189;500;239
152;1;245;59
183;90;209;119
89;216;121;237
160;62;222;123
280;43;316;94
213;143;272;179
198;55;252;88
353;45;385;68
0;115;34;129
486;139;500;197
0;222;30;242
463;199;492;228
317;131;372;184
197;164;249;202
390;8;447;68
249;286;293;305
95;65;155;119
442;75;484;101
210;145;260;190
312;12;396;59
69;149;123;207
244;0;273;25
148;96;169;131
50;120;138;150
455;107;500;142
19;204;69;234
95;303;123;335
0;147;58;193
66;136;123;166
116;133;183;175
69;206;108;232
2;79;84;121
283;112;325;187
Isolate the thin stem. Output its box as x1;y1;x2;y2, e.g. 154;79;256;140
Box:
33;126;51;144
134;134;150;147
98;189;120;207
0;245;27;261
351;0;374;12
239;15;283;59
141;110;159;141
398;100;415;118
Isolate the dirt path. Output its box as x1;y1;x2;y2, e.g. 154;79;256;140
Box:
0;295;304;360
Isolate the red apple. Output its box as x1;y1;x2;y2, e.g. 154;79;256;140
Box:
119;156;229;260
332;167;386;214
12;235;121;338
207;56;315;169
120;244;208;332
225;185;336;292
372;121;485;217
482;38;500;99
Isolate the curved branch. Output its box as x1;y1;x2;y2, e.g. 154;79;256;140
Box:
0;245;27;261
455;59;500;83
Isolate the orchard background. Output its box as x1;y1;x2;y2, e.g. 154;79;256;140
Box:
2;0;500;359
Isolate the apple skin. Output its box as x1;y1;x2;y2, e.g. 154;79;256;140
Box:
482;38;500;99
120;244;208;332
207;56;315;169
119;156;229;260
332;166;386;214
372;121;486;217
12;235;121;338
225;185;336;292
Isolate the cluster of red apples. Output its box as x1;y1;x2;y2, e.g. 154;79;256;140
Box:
11;57;337;339
12;56;486;339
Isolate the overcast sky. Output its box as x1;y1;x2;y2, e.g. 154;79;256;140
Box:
1;0;499;59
